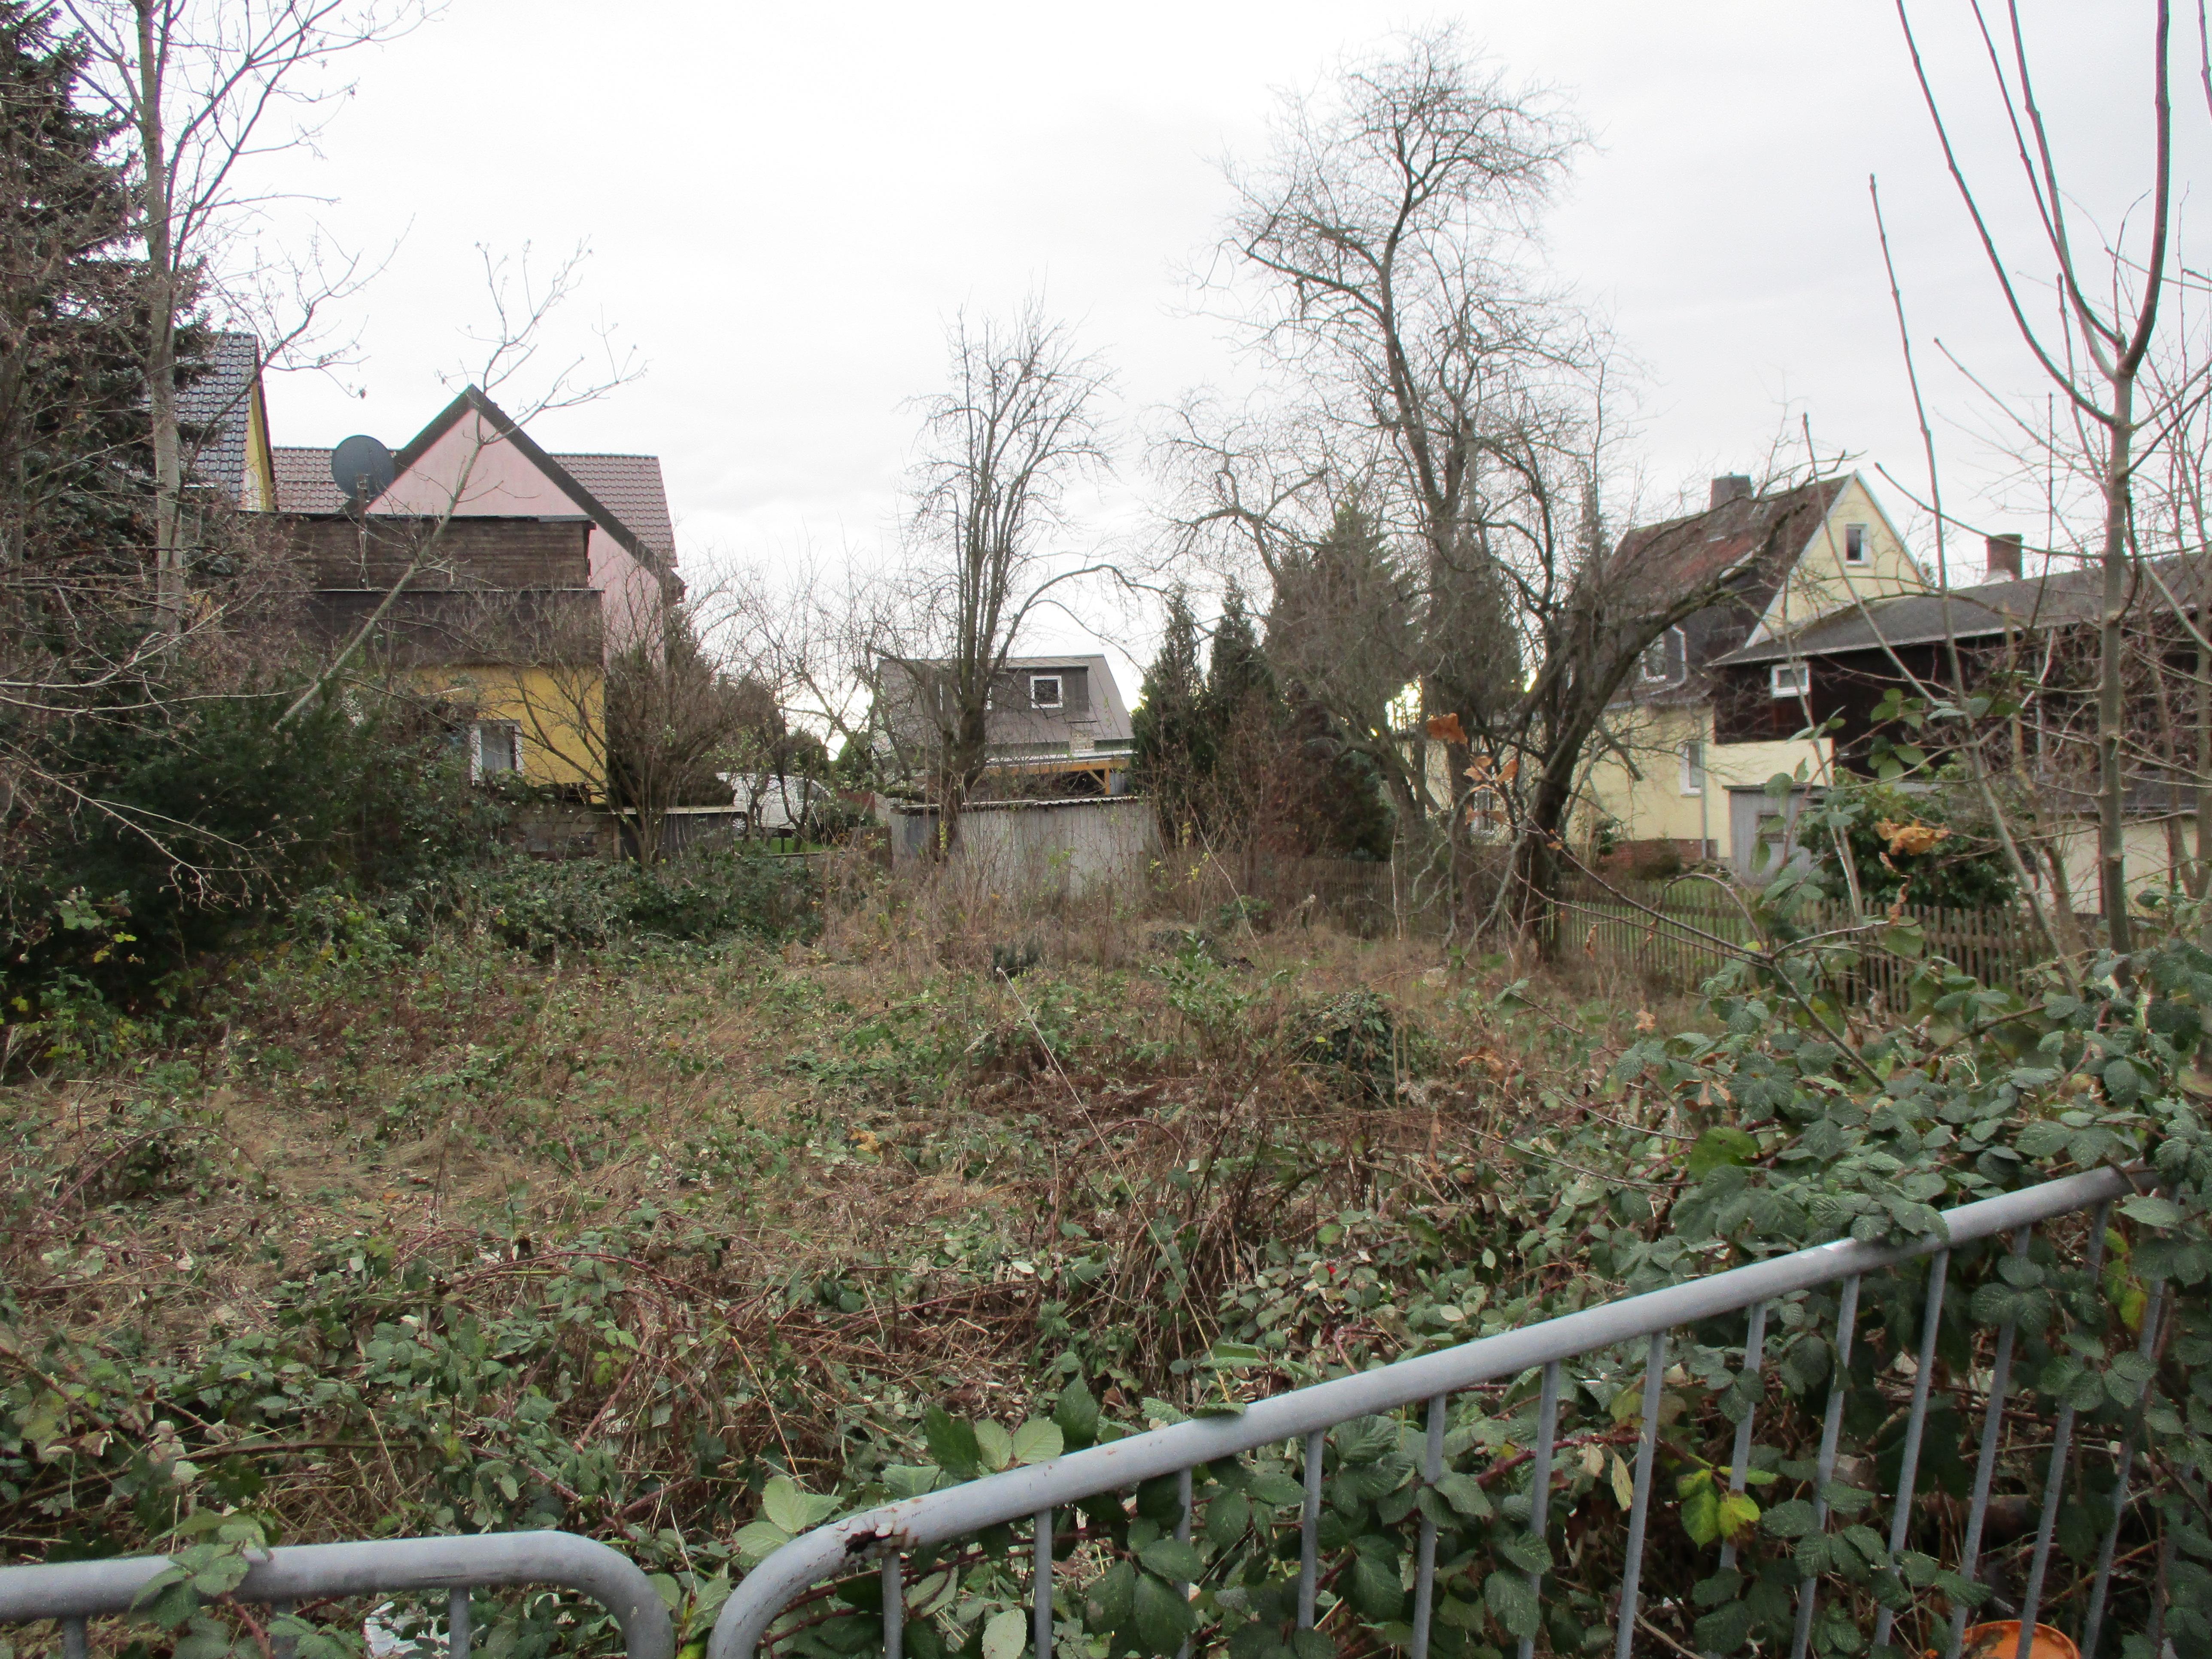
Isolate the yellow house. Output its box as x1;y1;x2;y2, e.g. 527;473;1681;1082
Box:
288;514;611;795
1579;473;1927;872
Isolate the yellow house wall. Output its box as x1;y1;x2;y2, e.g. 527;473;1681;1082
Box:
1582;705;1829;860
1582;475;1922;860
419;663;607;793
1753;474;1926;642
2033;818;2199;909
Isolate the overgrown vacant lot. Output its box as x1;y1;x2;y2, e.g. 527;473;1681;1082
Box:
0;870;1686;1601
9;863;2206;1656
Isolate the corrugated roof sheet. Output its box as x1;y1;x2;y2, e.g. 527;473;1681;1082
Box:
269;444;678;566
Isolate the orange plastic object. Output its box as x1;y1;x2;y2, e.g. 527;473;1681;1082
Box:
1956;1625;2080;1659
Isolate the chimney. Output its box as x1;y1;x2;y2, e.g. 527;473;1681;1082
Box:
1710;475;1753;510
1984;532;2023;581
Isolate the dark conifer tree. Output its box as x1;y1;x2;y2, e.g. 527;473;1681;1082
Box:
0;1;148;568
1133;583;1211;837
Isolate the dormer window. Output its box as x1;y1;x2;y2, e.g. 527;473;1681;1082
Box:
1030;674;1063;710
1771;662;1811;699
1639;627;1680;685
1843;523;1869;565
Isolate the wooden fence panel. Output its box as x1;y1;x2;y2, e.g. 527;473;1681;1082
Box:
1552;879;2050;1001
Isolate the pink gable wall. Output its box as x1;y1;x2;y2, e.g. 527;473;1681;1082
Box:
371;409;665;652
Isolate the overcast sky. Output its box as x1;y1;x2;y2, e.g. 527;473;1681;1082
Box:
249;1;2197;693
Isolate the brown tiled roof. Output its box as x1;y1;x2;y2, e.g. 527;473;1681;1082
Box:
1608;478;1845;604
273;447;344;512
554;454;676;565
270;444;677;567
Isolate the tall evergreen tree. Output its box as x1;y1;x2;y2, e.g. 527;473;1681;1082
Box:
0;1;146;568
1202;583;1272;732
1133;583;1210;836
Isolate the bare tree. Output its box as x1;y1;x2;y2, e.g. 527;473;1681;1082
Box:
1168;30;1726;936
894;301;1112;840
60;0;435;627
1894;0;2205;954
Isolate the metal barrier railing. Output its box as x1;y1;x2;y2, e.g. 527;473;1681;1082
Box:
0;1530;673;1659
708;1166;2158;1659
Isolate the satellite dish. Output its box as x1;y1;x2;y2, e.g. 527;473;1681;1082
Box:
330;434;395;507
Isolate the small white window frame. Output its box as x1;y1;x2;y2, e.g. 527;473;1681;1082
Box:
1639;630;1675;684
1030;674;1063;710
1843;523;1870;565
1770;662;1811;699
470;720;523;782
1678;739;1705;796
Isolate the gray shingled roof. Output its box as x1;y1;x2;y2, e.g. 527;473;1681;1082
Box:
1714;565;2114;665
178;331;259;501
270;444;678;566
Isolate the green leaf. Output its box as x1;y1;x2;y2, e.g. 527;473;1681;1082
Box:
1085;1561;1136;1632
974;1421;1015;1473
1138;1538;1205;1583
1490;1529;1551;1576
1249;1472;1307;1508
883;1464;942;1499
762;1475;815;1533
1718;1492;1760;1542
926;1406;983;1480
1349;1551;1405;1620
1433;1471;1492;1518
2122;1194;2185;1229
1055;1377;1101;1449
1687;1127;1759;1179
1483;1571;1540;1641
1133;1571;1197;1654
980;1608;1028;1659
733;1521;792;1564
1761;1499;1819;1539
1682;1483;1720;1546
1204;1491;1252;1547
1012;1419;1064;1465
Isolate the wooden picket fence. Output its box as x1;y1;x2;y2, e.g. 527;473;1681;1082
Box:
1552;878;2054;1001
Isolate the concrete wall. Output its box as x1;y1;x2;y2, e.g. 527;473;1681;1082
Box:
890;797;1160;899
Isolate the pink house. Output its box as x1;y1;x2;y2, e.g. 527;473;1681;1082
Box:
271;387;680;651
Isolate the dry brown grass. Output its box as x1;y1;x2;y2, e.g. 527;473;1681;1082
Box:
0;872;1699;1557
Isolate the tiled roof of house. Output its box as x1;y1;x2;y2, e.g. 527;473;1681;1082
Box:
270;444;678;567
1714;563;2119;664
1608;478;1845;604
273;446;344;512
179;331;260;501
551;454;676;566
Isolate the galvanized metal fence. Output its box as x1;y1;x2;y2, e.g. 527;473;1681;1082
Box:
0;1530;672;1659
0;1172;2171;1657
707;1166;2161;1659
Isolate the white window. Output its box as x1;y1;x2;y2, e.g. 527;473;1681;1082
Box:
1771;662;1811;699
1843;523;1869;565
471;720;521;781
1639;632;1672;684
1030;674;1063;709
1679;739;1705;796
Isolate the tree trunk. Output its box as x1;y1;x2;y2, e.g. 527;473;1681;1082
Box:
135;0;183;632
2097;373;2136;954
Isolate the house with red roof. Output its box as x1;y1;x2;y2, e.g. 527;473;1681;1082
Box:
1578;473;1928;877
